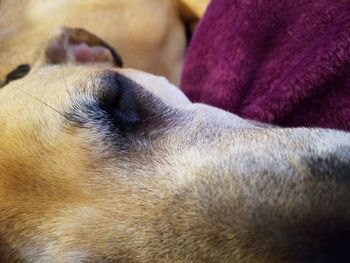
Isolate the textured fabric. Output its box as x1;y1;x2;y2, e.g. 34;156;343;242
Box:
181;0;350;130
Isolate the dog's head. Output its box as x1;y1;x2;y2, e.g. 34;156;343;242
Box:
1;28;350;263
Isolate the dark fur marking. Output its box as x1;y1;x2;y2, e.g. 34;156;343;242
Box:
303;146;350;182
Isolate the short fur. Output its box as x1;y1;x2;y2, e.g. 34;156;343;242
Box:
1;2;350;263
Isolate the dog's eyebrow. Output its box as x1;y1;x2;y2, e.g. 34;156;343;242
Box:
0;64;31;88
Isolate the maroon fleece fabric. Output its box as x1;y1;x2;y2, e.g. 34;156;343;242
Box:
181;0;350;130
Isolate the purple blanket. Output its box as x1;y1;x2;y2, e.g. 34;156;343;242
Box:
181;0;350;130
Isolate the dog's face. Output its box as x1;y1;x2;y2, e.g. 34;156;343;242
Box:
0;0;209;85
1;28;350;263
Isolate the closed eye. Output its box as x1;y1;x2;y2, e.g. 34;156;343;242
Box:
0;64;31;88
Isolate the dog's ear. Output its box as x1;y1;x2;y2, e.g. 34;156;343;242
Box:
38;27;123;67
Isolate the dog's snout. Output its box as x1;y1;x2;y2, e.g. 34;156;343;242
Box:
95;71;140;129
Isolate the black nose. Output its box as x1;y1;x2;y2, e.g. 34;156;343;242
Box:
97;71;140;130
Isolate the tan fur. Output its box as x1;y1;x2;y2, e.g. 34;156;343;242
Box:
0;0;209;85
1;2;350;263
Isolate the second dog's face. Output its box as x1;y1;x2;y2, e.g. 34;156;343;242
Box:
1;28;350;263
0;0;192;84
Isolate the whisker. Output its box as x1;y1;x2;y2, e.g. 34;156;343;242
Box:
60;66;73;101
12;86;73;122
1;63;76;122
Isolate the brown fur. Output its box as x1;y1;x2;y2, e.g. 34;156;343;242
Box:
1;2;350;263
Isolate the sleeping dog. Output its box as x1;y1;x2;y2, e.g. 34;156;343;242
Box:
0;0;209;85
1;12;350;263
